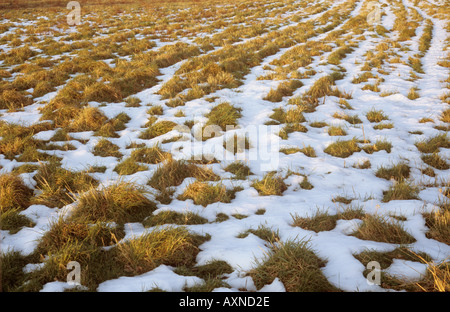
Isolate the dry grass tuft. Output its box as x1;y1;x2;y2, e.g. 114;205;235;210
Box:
32;160;97;208
148;159;219;190
70;181;156;224
178;181;241;207
352;214;416;244
252;172;287;196
324;138;361;158
0;173;33;211
248;239;340;292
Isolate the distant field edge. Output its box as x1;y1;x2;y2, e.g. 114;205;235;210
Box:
0;0;224;10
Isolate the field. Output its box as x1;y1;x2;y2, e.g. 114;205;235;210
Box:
1;0;449;292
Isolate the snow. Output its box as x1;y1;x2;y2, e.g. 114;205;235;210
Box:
97;265;203;292
1;0;449;293
1;205;60;256
384;259;428;282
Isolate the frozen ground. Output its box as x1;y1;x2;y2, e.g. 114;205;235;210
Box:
1;0;449;292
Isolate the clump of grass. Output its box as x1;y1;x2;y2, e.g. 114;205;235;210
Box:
373;122;394;130
166;97;185;108
140;120;178;140
32;160;97;208
95;113;130;138
41;142;76;152
205;102;242;131
439;108;450;123
92;139;122;158
421;153;450;170
300;176;314;190
419;117;434;124
252;172;287;196
424;208;449;245
238;225;280;244
178;181;240;207
327;45;354;65
332;196;353;205
174;110;185;117
29;223;207;291
1;45;36;65
421;167;436;177
303;75;341;104
143;211;208;227
434;125;450;132
36;217;125;257
280;145;315;157
415;134;450;153
324;138;361;158
309;121;328;128
291;206;365;233
285;107;306;123
299;145;316;157
288;96;317;113
353;159;371;169
264;80;303;102
418;19;433;54
0;207;35;235
124;96;141;107
407;87;420;100
114;226;208;276
147;105;164;116
414;261;450;292
83;81;122;103
70;181;157;225
0;89;33;111
328;125;347;136
362;139;392;154
409;57;424;74
130;145;171;164
352;71;376;84
0;173;33;211
50;129;71;142
215;213;229;223
67;106;108;132
382;180;419;202
176;260;233;292
366;109;389;123
248;240;340;292
0;251;38;292
15;143;55;163
113;157;148;175
362;83;380;92
280;147;302;155
148;158;219;193
352;214;416;244
332;112;362;125
375;163;411;181
224;161;253;180
267;107;305;125
0;121;52;162
278;123;308;139
338;98;353;110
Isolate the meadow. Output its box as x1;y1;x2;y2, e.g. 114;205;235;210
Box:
0;0;449;292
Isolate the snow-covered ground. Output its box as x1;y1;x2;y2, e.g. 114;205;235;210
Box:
1;0;449;292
